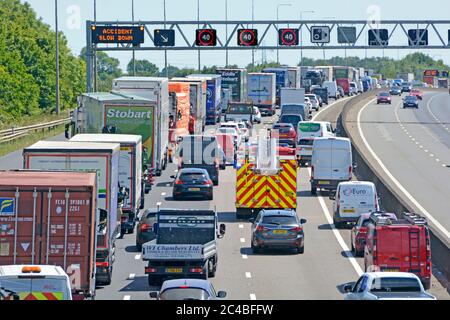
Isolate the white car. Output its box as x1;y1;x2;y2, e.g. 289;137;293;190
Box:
344;272;436;300
216;127;241;147
253;106;262;124
236;121;250;142
331;181;379;228
296;121;335;166
305;94;319;111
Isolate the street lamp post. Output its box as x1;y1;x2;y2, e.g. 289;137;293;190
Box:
225;0;228;66
251;0;255;66
276;3;291;65
164;0;168;77
197;0;201;71
299;10;314;68
55;0;60;115
132;0;135;76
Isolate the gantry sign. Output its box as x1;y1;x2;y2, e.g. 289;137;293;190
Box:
86;19;450;91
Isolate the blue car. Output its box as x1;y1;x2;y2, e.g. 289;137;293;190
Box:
403;95;419;108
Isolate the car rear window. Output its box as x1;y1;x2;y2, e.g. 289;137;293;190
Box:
370;278;421;293
180;173;207;182
261;215;297;225
273;126;292;133
298;139;314;146
160;288;210;300
379;92;389;96
298;123;321;132
280;115;302;124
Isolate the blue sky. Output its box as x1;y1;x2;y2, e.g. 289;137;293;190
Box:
22;0;450;71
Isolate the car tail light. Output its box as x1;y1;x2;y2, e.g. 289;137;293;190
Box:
202;179;213;185
145;267;156;273
175;179;183;185
189;268;203;273
140;223;152;232
256;225;268;232
289;129;296;138
426;232;431;261
290;226;303;233
96;262;109;268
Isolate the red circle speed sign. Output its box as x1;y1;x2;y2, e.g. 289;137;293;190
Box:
279;28;298;46
238;29;258;46
196;29;216;46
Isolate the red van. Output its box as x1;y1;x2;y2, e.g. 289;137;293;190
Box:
364;213;432;289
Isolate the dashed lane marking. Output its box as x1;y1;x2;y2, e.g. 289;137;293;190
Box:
239;224;244;229
242;254;248;259
161;192;166;196
250;294;256;300
156;202;162;206
240;238;246;243
135;254;141;260
245;272;252;278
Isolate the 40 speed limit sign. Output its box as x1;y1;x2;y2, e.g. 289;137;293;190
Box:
278;28;299;46
237;29;258;46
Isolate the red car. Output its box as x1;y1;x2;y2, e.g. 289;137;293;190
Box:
376;92;391;104
410;89;423;100
271;123;297;145
351;212;397;257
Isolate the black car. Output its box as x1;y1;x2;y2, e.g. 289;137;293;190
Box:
403;95;419;108
401;84;412;93
389;86;402;96
249;209;307;254
171;168;214;200
311;87;329;105
136;209;157;251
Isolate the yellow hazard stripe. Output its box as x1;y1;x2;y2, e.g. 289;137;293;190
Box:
237;176;264;206
266;178;291;208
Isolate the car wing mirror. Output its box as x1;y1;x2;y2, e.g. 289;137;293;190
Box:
170;175;176;179
149;291;158;298
217;291;227;298
300;218;307;224
343;284;353;293
219;223;226;237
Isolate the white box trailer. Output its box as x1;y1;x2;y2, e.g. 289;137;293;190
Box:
70;134;143;234
287;67;301;88
280;88;306;107
112;77;170;176
247;73;277;116
23;141;120;284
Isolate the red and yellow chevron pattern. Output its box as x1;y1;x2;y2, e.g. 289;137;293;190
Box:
236;160;297;209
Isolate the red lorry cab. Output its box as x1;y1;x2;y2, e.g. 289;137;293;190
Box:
364;212;432;289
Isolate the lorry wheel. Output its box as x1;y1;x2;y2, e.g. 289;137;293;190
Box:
136;243;142;251
103;272;112;286
311;184;317;195
140;198;145;210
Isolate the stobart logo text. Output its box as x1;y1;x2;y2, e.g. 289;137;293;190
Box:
107;108;152;119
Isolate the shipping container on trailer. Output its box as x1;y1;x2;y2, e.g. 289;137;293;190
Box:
315;66;334;82
262;68;289;106
0;171;97;299
216;68;247;102
168;82;191;138
286;66;301;88
23;141;120;286
112;77;170;176
69;134;143;234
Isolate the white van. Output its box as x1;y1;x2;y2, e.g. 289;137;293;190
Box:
310;137;353;195
0;265;72;300
323;81;340;100
296;122;335;166
331;181;380;228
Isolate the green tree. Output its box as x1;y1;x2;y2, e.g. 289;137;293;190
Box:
127;59;159;76
80;48;122;92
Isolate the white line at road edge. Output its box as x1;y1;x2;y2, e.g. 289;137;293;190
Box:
310;96;364;277
250;294;256;300
358;99;450;238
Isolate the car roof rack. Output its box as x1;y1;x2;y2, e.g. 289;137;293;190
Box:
369;212;395;226
402;212;428;226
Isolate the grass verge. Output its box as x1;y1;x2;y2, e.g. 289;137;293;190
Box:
0;125;65;157
0;112;70;131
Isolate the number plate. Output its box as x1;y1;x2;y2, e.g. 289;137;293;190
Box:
318;181;330;185
343;209;355;213
382;268;399;272
166;268;183;273
305;147;312;150
273;230;287;235
189;188;201;191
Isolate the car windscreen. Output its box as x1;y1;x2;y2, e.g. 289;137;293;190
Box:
178;138;219;164
298;122;321;133
227;104;252;114
298;139;314;146
160;288;210;300
272;125;292;133
179;173;208;182
157;226;215;244
405;96;417;101
379;92;389;96
217;128;236;135
370;278;422;293
261;215;297;225
0;278;69;300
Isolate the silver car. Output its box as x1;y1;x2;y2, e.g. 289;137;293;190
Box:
305;94;319;111
344;272;436;300
150;279;227;300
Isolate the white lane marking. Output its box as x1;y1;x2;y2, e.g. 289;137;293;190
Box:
358;99;450;238
419;145;423;148
128;273;135;280
424;149;428;153
245;272;252;278
174;169;178;172
443;164;447;167
239;224;244;229
436;158;440;162
156;202;162;206
415;142;419;145
135;254;141;260
240;238;246;243
250;293;257;300
123;295;131;300
166;183;171;187
426;93;450;134
430;154;434;157
242;254;248;259
161;192;166;196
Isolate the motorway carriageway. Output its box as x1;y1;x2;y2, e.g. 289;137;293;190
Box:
358;92;450;237
0;95;447;299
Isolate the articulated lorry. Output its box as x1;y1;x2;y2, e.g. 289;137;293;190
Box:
69;134;143;236
23;141;120;285
216;68;247;102
142;209;226;285
188;74;222;125
262;67;289;106
0;171;97;299
247;73;276;116
67;92;168;183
